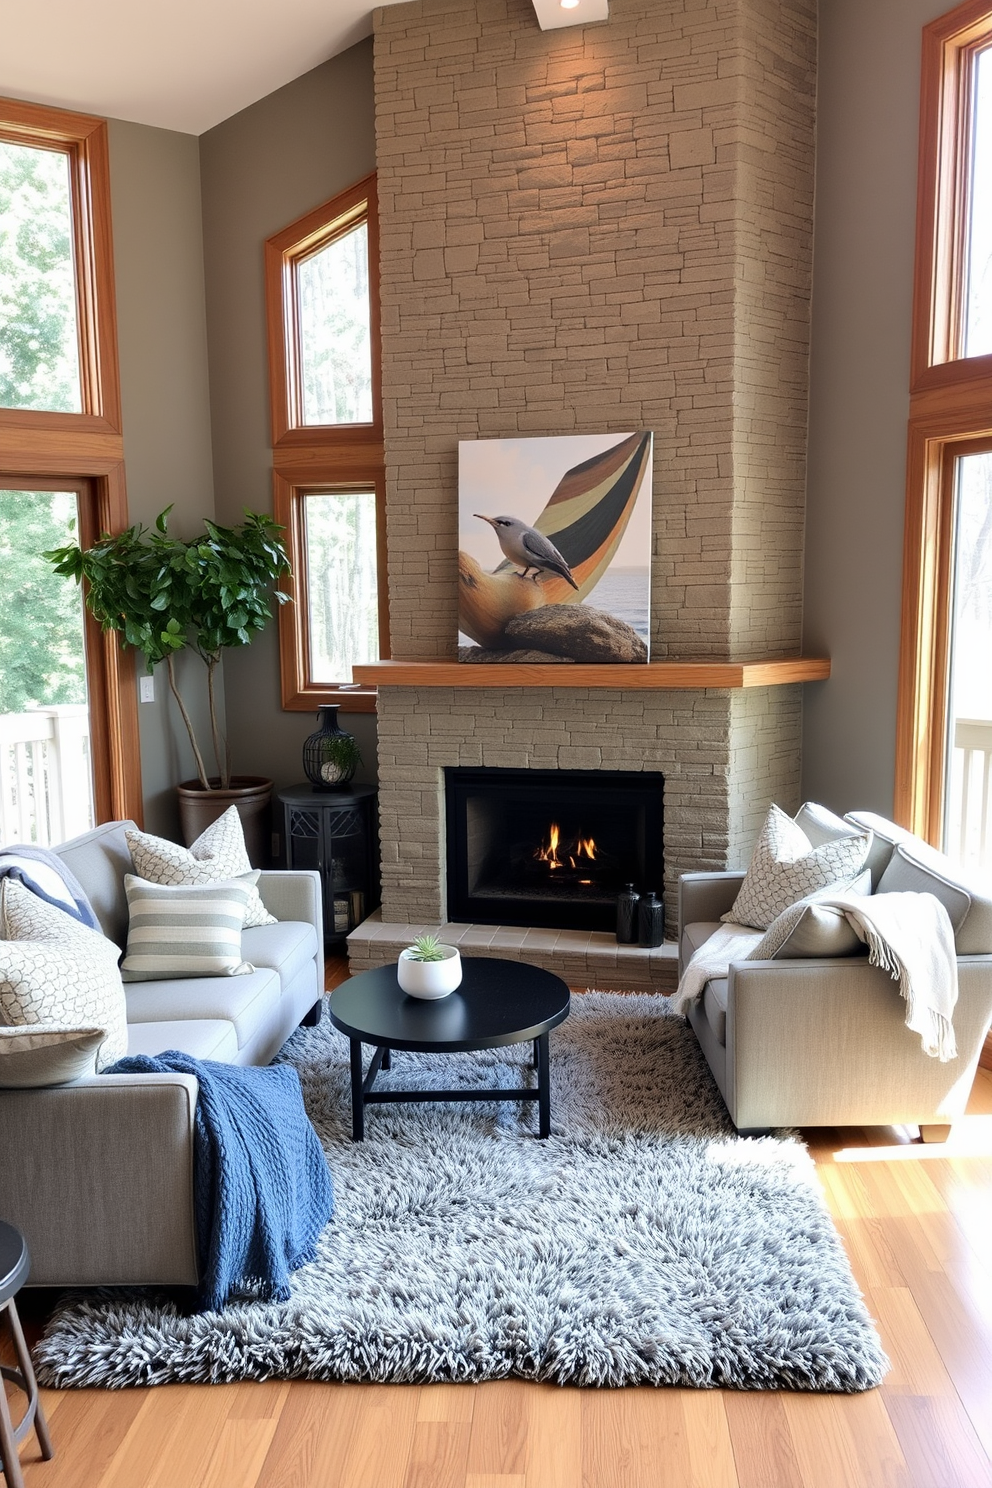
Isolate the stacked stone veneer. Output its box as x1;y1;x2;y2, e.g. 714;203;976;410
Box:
362;0;817;966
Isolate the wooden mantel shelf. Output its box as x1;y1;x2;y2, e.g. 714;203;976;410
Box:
353;658;831;690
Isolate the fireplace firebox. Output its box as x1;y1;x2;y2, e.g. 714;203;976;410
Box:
445;767;664;932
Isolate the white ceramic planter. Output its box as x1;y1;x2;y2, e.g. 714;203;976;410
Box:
396;945;463;999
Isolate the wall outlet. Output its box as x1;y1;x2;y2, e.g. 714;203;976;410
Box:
139;675;155;703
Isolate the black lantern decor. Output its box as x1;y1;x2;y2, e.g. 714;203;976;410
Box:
637;890;665;947
302;705;361;791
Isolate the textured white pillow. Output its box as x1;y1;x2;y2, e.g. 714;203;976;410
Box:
0;879;128;1070
722;805;873;930
126;807;276;929
0;1024;105;1088
119;873;257;981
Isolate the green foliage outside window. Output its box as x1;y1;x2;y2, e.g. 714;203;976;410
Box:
0;140;82;412
0;490;87;714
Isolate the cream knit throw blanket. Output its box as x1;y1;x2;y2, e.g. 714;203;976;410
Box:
675;891;959;1061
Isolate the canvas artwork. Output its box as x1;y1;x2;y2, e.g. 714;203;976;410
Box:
458;431;653;664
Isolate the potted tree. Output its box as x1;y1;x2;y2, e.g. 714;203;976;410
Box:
45;507;290;861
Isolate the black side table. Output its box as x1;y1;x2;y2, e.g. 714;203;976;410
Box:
279;784;380;948
329;958;571;1140
0;1222;53;1488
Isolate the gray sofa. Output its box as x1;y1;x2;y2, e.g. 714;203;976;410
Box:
0;820;323;1287
678;811;992;1136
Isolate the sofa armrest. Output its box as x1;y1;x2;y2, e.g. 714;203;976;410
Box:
256;868;323;966
678;872;744;933
0;1073;199;1287
722;954;992;1130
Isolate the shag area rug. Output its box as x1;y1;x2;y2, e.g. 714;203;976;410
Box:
35;993;888;1391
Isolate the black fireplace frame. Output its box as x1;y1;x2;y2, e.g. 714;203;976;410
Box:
444;766;665;931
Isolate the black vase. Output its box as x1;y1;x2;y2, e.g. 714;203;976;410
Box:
302;705;361;791
637;890;665;947
616;883;640;944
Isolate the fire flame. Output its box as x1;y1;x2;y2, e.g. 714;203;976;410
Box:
535;824;597;871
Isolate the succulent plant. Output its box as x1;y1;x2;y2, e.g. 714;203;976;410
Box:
407;933;447;962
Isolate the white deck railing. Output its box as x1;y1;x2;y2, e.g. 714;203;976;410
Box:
0;705;94;848
946;716;992;872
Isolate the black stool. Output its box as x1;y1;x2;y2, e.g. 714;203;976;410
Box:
0;1222;52;1488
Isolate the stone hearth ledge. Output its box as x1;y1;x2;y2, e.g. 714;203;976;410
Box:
346;912;678;994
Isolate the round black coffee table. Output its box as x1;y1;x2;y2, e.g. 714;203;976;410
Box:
329;957;570;1140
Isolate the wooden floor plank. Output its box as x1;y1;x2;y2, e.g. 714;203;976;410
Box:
581;1388;692;1488
885;1394;992;1488
524;1386;581;1488
466;1379;531;1478
337;1383;420;1488
403;1420;473;1488
721;1394;804;1488
418;1384;477;1423
20;1388;148;1488
784;1391;911;1488
256;1382;365;1488
680;1391;737;1488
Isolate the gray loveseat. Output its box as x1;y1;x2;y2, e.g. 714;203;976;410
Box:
678;811;992;1136
0;820;323;1287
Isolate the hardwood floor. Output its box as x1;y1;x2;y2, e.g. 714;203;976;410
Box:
7;964;992;1488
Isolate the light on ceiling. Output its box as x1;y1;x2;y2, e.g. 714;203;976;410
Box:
531;0;609;30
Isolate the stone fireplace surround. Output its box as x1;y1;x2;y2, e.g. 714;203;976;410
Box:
348;0;819;989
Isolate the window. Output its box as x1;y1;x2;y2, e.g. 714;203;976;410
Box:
0;98;141;828
265;174;387;711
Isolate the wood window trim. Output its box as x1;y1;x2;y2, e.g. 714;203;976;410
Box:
0;96;122;436
264;173;382;452
266;174;387;711
896;2;992;840
273;461;388;713
1;97;141;826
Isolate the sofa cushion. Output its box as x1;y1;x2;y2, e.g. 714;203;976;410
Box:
876;843;972;933
242;920;319;992
120;874;257;982
126;810;276;930
54;820;135;949
722;804;872;929
124;966;280;1050
125;1018;240;1062
0;879;129;1070
702;978;729;1045
0;1025;105;1088
843;811;915;888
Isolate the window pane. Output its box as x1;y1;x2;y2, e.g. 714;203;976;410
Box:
943;452;992;868
297;222;372;426
0;142;82;412
304;490;379;683
964;47;992;358
0;489;94;843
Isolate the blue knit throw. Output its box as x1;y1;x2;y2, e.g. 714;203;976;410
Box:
108;1052;334;1312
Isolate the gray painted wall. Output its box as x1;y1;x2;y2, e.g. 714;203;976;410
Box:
198;40;378;817
107;118;218;836
802;0;949;818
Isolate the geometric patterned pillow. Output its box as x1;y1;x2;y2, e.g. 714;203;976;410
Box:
0;879;129;1070
0;1024;106;1087
125;807;276;929
722;804;873;930
119;873;257;982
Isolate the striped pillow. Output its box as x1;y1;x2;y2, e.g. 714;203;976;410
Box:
120;873;258;982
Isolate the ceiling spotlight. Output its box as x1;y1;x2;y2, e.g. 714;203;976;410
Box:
532;0;608;28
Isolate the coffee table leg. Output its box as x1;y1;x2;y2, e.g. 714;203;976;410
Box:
350;1038;365;1141
381;1045;391;1070
532;1038;539;1069
536;1031;551;1138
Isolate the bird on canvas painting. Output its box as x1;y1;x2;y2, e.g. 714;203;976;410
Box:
474;514;579;588
458;430;652;651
